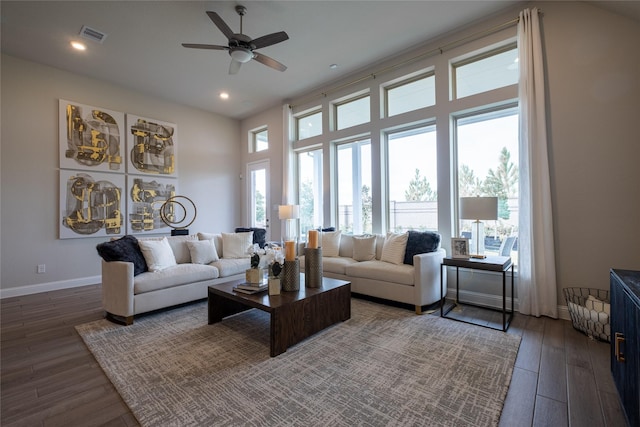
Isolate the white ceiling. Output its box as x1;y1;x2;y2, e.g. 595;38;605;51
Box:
2;1;638;120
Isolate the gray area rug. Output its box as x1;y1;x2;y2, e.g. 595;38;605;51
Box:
76;298;521;427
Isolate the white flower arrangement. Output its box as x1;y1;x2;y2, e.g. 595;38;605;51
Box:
247;243;285;277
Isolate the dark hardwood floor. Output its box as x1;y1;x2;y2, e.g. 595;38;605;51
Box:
1;285;627;426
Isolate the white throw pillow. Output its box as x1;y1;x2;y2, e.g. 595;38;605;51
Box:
321;231;341;257
381;232;408;265
352;235;377;261
221;232;253;259
186;239;219;264
138;237;177;272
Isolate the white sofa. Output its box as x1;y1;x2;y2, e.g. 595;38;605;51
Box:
299;233;446;314
100;233;250;325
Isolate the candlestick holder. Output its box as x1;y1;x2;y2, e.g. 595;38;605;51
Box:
304;247;323;288
281;259;300;291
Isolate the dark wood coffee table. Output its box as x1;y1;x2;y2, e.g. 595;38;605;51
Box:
208;275;351;357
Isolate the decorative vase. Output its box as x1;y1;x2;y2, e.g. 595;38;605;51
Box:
281;259;300;291
245;268;264;285
305;247;323;288
268;277;281;295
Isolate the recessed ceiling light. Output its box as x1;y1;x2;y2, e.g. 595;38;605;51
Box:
71;41;86;51
329;64;338;70
220;92;229;100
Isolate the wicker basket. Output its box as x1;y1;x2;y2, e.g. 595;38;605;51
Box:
563;287;610;342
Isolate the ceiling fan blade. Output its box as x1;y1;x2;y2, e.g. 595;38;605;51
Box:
229;59;242;75
253;52;287;72
251;31;289;49
206;11;234;40
181;43;228;50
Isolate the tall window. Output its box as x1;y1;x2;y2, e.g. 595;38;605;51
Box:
456;108;519;259
251;128;268;152
335;95;370;130
298;149;323;235
336;139;371;234
387;125;438;232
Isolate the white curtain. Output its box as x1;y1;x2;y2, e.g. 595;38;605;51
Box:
517;8;558;318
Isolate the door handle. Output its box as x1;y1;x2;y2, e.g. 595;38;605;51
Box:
615;332;626;363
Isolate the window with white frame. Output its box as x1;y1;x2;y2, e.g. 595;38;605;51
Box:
297;149;323;235
335;95;370;130
336;139;372;234
287;27;519;251
296;110;322;141
387;125;438;232
251;128;268;152
455;107;519;259
385;73;435;117
452;44;518;99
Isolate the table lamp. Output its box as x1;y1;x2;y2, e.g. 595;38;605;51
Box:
459;196;498;259
278;204;300;244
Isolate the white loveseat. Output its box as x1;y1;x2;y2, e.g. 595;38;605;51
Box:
299;232;446;314
100;232;252;325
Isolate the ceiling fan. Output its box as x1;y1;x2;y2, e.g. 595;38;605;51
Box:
182;5;289;75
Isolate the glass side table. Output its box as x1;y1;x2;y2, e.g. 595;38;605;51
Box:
440;256;514;332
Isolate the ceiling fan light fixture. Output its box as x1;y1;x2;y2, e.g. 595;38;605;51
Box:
230;48;253;63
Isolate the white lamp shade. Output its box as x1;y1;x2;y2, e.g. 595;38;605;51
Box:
459;197;498;221
278;204;300;220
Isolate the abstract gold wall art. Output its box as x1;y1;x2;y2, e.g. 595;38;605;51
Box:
59;100;124;173
59;170;125;239
127;175;178;234
126;115;177;177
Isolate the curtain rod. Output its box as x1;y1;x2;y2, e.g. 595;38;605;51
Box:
289;11;538;110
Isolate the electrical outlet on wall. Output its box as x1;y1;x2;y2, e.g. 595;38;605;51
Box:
37;264;46;274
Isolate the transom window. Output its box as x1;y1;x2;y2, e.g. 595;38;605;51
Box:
452;45;518;99
296;110;322;141
335;95;370;130
251;128;268;152
385;73;435;117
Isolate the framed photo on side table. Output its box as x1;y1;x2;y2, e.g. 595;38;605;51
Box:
451;237;470;259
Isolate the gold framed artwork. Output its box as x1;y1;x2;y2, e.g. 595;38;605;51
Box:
127;175;178;235
58;100;125;173
126;115;177;177
59;170;125;239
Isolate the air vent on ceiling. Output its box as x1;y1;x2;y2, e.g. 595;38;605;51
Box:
79;25;107;44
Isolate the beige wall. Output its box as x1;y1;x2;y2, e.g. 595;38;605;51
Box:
0;54;241;295
542;1;640;300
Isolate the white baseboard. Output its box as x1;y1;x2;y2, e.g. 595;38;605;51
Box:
446;288;571;321
0;276;101;299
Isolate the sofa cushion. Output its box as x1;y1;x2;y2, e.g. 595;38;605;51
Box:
221;232;253;259
96;235;148;276
166;235;198;263
319;256;359;275
346;260;415;286
321;231;341;257
134;264;219;294
403;231;441;265
381;232;408;265
138;237;177;272
235;227;267;248
352;235;377;261
211;258;251;277
187;239;219;264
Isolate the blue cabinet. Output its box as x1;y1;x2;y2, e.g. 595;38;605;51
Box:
611;269;640;427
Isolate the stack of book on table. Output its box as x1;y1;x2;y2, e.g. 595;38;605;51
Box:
233;282;268;294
